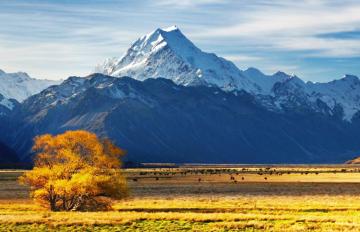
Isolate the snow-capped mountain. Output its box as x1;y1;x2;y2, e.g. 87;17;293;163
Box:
96;26;360;121
270;74;360;121
0;69;60;104
95;26;280;93
94;26;294;95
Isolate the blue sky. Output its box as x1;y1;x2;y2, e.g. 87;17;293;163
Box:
0;0;359;82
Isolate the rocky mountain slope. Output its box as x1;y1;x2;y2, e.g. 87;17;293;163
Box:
7;73;360;163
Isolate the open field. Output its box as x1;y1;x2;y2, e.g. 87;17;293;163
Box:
1;165;360;231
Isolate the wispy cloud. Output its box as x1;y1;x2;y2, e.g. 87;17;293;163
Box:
0;0;359;81
155;0;227;7
193;1;360;57
223;55;262;62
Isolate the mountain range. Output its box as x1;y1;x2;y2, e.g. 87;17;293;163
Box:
1;26;360;164
96;26;360;122
0;70;59;116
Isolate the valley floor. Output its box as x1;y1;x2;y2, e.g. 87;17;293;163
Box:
1;165;360;231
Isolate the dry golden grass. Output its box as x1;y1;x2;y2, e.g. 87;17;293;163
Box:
1;165;360;231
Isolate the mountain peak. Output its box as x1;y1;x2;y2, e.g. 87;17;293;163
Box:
13;72;31;81
149;25;180;35
138;26;185;45
96;26;198;80
244;67;264;76
287;75;305;85
95;26;263;93
0;70;31;82
149;25;180;36
162;25;179;32
151;25;181;36
273;71;290;78
140;25;197;55
342;74;359;82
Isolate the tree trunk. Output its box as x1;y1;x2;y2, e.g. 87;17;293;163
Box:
50;198;57;211
48;185;58;211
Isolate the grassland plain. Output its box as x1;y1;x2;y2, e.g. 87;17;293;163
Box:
1;166;360;231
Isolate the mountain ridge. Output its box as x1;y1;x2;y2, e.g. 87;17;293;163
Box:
3;73;359;163
96;26;360;121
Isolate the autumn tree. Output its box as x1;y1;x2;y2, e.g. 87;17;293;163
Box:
19;130;128;211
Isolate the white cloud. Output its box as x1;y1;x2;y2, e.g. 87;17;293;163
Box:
206;6;360;37
0;31;134;80
193;1;360;57
273;37;360;57
155;0;227;7
223;55;262;62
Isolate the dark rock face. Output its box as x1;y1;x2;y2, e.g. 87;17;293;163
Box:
3;74;359;164
0;140;19;164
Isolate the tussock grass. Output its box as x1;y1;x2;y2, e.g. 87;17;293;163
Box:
1;166;360;231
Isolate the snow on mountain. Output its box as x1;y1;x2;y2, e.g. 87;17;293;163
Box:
0;93;14;110
270;74;360;121
0;69;60;103
243;68;291;93
0;97;14;110
307;75;360;121
95;26;280;93
0;93;19;116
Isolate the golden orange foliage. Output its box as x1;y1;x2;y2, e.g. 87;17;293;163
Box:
19;130;128;211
